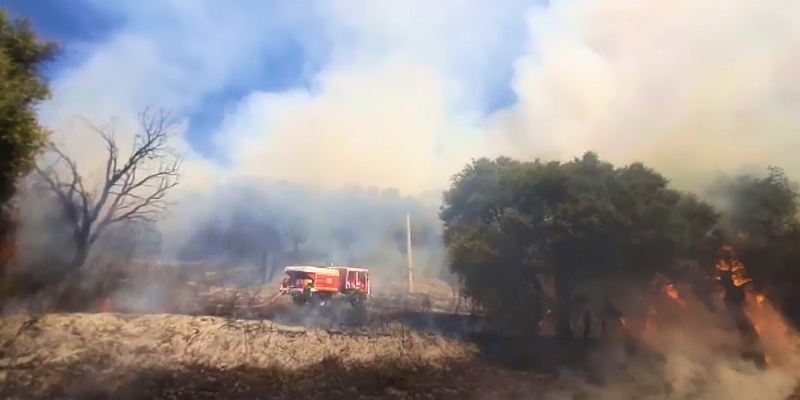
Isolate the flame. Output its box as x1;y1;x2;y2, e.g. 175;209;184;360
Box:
664;283;686;308
715;245;752;287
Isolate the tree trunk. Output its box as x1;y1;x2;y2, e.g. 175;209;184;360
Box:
524;276;546;335
554;271;574;342
71;238;90;271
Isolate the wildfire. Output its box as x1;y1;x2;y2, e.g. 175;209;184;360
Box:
715;246;786;368
715;245;752;287
604;246;794;370
664;283;686;308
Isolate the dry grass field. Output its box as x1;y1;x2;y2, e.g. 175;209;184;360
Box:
0;312;490;399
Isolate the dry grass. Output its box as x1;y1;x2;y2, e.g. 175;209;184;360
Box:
0;312;479;399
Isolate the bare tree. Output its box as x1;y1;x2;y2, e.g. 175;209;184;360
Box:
35;108;182;271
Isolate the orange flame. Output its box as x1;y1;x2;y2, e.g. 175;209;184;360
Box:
664;284;686;308
715;245;752;287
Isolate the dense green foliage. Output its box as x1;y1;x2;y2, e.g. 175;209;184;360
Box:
0;10;57;206
441;152;800;337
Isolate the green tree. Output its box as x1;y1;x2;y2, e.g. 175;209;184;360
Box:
441;152;718;340
0;11;57;205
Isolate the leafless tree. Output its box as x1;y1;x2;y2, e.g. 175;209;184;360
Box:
35;108;182;271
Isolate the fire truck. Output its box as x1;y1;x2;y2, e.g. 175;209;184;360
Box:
279;265;371;307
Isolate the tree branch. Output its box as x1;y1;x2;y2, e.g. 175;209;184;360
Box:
34;108;183;268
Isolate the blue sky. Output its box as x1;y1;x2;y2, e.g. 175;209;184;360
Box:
1;0;523;161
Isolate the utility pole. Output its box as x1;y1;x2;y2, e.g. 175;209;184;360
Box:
406;212;414;293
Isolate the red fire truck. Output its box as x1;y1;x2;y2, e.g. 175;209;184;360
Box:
279;265;371;307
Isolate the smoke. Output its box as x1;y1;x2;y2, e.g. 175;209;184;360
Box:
14;0;800;300
529;288;800;400
488;0;800;192
159;179;446;278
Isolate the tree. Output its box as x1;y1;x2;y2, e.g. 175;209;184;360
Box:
441;152;718;340
0;11;57;277
0;11;58;206
440;156;549;332
35;109;182;271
